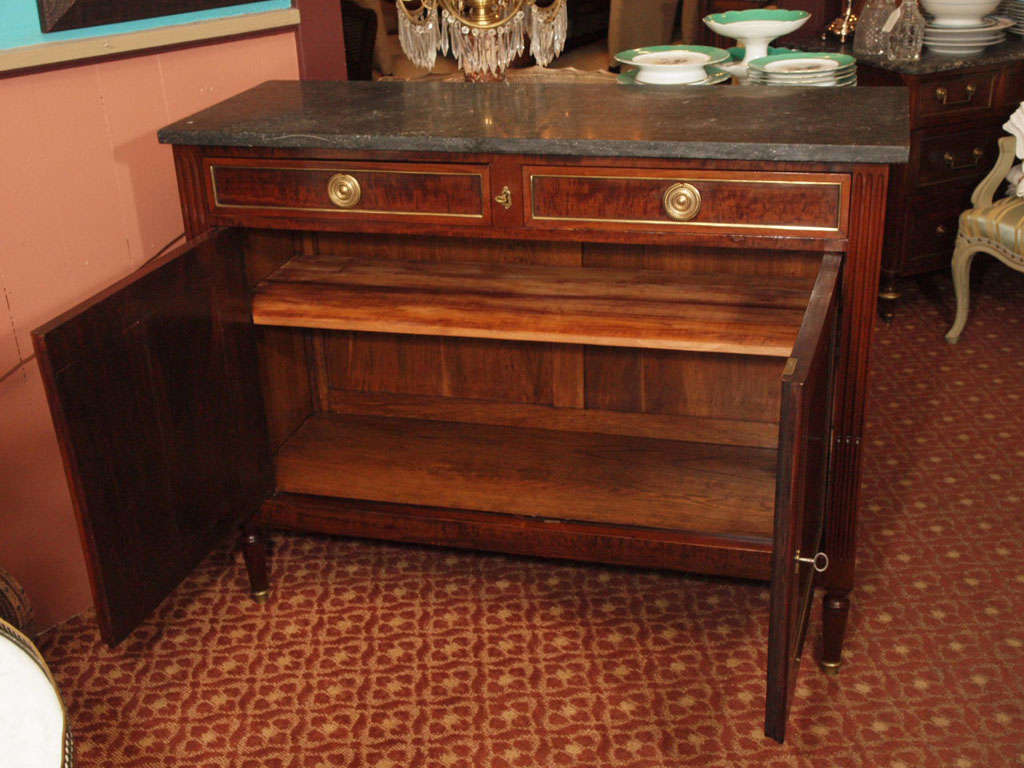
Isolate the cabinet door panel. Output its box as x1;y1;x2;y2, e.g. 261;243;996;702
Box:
33;229;270;645
764;253;840;742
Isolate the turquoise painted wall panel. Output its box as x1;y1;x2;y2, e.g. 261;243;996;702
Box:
2;0;292;50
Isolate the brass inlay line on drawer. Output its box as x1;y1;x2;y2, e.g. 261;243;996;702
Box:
529;173;845;232
209;165;487;219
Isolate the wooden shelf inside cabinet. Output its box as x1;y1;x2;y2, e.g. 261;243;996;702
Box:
252;255;816;357
274;413;779;541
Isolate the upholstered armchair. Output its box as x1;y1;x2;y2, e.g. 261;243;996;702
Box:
946;135;1024;343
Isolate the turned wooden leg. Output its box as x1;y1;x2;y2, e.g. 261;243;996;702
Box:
820;590;850;674
240;523;270;602
945;241;976;344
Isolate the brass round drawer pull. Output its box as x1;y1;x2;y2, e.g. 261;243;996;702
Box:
327;173;361;209
663;182;702;221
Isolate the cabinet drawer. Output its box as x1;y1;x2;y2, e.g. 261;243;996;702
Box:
205;158;492;226
1001;66;1024;110
913;70;998;125
524;167;849;237
902;192;967;270
915;124;1004;188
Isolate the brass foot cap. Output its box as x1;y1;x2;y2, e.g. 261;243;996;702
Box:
251;589;270;603
820;659;842;675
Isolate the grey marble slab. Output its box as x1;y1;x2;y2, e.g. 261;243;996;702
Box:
158;80;909;164
799;37;1024;75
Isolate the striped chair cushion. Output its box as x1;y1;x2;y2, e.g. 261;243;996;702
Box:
960;195;1024;250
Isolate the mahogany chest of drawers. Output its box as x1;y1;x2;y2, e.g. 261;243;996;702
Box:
858;45;1024;317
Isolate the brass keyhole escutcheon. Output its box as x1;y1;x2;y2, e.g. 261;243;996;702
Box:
327;173;361;209
663;182;702;221
495;185;512;210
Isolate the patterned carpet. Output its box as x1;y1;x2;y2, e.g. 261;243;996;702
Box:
39;266;1024;767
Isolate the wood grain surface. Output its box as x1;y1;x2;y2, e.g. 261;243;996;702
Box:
253;254;813;356
274;413;779;539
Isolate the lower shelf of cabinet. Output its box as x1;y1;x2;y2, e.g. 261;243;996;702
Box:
269;413;777;570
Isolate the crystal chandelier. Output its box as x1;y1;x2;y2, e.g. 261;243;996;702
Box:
397;0;568;79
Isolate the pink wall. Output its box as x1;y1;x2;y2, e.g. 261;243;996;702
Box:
0;30;299;632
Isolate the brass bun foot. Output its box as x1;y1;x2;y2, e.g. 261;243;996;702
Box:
820;659;842;675
250;589;270;603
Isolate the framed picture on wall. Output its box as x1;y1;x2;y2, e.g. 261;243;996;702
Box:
37;0;257;32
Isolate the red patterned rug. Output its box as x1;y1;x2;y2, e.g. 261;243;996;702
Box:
39;267;1024;767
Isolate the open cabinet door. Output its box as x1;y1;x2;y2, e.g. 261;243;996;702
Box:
764;252;841;742
33;229;271;646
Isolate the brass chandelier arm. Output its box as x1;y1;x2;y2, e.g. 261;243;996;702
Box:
400;0;565;30
396;0;567;76
441;0;529;29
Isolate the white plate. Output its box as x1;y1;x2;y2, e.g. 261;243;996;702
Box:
750;71;857;85
763;58;841;73
617;67;732;86
752;76;857;87
925;42;992;51
747;51;856;74
757;62;860;74
924;31;1006;41
924;26;1009;37
924;25;1008;36
751;65;856;80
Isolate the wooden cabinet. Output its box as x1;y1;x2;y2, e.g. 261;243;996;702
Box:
858;51;1024;317
31;81;906;743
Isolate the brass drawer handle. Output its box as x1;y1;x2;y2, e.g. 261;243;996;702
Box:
662;182;702;221
935;83;976;105
942;147;984;170
327;173;361;208
495;185;512;210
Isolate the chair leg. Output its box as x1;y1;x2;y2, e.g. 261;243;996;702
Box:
945;241;977;344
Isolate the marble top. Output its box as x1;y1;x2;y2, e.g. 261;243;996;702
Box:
158;80;909;164
800;37;1024;76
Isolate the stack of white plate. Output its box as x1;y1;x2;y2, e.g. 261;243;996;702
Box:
925;15;1013;53
747;52;857;87
1001;1;1024;33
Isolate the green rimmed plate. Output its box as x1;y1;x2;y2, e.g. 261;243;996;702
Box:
614;44;731;67
747;51;856;75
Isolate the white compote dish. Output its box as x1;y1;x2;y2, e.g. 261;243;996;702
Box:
614;44;731;84
702;9;811;65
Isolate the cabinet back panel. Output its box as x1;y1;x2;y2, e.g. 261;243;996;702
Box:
583;242;824;280
584;348;783;423
311;232;825;279
313;330;780;447
323;332;560;405
312;231;583;266
244;229;302;287
275;231;799;446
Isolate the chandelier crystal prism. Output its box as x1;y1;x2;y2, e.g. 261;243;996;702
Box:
397;0;568;77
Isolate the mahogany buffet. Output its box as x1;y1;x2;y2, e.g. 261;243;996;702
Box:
33;81;909;742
